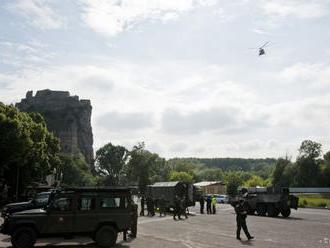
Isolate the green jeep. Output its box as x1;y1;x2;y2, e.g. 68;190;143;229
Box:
1;187;138;248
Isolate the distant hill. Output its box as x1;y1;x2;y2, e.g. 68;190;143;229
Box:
168;157;276;172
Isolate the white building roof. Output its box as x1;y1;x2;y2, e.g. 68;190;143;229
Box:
194;181;224;187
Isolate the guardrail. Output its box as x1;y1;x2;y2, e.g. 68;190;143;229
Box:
289;188;330;193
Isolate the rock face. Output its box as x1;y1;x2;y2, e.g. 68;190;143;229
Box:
16;89;94;170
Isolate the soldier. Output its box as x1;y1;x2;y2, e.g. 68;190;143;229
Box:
158;195;167;217
206;195;212;214
211;195;217;214
146;197;155;216
173;195;182;220
180;196;188;219
199;195;205;214
140;195;145;216
235;199;254;240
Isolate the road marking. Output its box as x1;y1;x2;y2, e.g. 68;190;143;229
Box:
138;216;173;224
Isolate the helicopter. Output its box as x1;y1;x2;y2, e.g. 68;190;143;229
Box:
250;41;270;56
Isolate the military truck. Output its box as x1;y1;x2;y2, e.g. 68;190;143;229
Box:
146;181;196;209
229;186;299;218
1;187;138;248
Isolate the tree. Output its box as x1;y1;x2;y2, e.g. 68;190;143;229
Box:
321;151;330;187
60;154;96;186
169;171;194;183
225;172;242;196
244;175;269;187
272;157;291;186
196;168;224;181
295;140;322;187
298;140;322;159
95;143;128;185
0;103;60;199
125;142;162;192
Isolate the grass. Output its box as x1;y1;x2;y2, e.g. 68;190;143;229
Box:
297;194;330;208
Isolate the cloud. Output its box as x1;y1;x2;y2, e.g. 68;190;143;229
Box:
280;63;330;89
6;0;64;29
79;75;114;92
261;0;328;19
161;107;268;135
79;0;218;37
0;40;55;68
97;111;154;131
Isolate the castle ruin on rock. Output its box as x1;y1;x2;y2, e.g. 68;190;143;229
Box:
16;89;94;170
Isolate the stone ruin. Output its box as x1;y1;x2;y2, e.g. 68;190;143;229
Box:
16;89;94;170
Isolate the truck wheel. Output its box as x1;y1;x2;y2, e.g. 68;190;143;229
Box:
247;205;255;215
267;204;279;217
280;207;291;218
11;226;37;248
256;204;267;216
95;225;118;247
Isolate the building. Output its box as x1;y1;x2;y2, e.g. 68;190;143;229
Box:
194;181;227;195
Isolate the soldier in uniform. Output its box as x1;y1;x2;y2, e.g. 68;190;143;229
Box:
158;195;167;217
173;195;182;220
206;195;212;214
140;196;145;216
180;196;188;219
199;195;205;214
146;197;155;216
235;199;254;240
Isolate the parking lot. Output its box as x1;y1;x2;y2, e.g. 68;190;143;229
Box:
1;204;330;248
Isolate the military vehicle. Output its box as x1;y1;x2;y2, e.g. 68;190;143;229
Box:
1;191;51;217
146;181;196;209
229;186;299;218
1;187;138;248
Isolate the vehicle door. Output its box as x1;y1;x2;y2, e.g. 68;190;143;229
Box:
73;193;97;232
45;193;75;234
98;193;131;230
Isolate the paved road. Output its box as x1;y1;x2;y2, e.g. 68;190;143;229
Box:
1;205;330;248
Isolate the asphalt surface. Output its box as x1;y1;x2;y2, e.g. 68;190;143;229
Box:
1;204;330;248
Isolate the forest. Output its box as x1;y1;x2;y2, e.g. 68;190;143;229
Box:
1;103;330;201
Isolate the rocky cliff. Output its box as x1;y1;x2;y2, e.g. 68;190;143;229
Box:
16;89;94;170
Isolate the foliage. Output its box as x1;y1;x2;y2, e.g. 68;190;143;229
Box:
272;157;291;186
60;154;96;187
298;140;322;159
125;142;168;192
225;171;242;196
95;142;128;185
297;194;330;208
0;103;60;197
244;175;270;187
169;171;194;183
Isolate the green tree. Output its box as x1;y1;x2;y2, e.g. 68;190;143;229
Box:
0;103;60;198
95;143;128;185
169;171;194;183
225;172;242;196
60;154;96;186
298;140;322;159
196;168;224;181
125;142;162;192
272;157;291;186
244;175;269;187
321;151;330;187
294;140;322;187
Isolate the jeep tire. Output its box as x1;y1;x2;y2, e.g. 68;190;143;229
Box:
95;225;118;247
11;226;37;248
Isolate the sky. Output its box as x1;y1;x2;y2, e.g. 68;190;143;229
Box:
1;0;330;159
